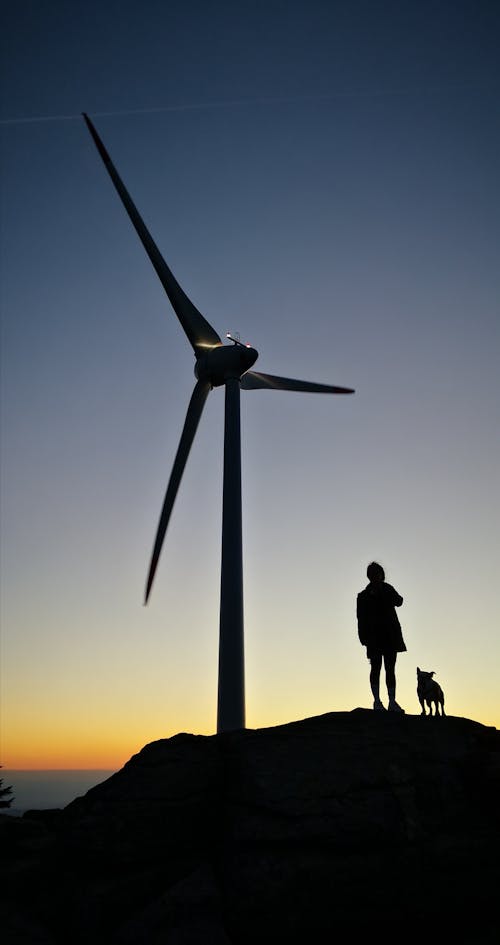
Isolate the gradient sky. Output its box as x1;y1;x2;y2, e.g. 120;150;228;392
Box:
1;1;499;770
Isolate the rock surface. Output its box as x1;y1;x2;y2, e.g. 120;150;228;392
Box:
2;710;499;943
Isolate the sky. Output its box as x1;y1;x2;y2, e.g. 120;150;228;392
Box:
1;0;499;771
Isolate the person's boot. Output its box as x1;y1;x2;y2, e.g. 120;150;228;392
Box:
371;681;386;711
387;687;404;712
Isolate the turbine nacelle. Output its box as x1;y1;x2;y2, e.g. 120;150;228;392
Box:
195;342;259;387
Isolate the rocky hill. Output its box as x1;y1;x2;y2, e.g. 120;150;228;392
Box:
2;709;499;943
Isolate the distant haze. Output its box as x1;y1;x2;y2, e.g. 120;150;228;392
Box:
3;771;114;814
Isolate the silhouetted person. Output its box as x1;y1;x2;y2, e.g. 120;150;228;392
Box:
357;562;406;712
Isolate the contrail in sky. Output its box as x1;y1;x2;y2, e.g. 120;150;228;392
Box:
0;83;495;126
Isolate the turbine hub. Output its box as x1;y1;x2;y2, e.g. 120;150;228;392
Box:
195;343;258;387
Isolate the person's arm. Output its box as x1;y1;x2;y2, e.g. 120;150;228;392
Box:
356;593;368;644
385;583;403;607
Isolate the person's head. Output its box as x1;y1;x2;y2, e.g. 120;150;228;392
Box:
367;561;385;583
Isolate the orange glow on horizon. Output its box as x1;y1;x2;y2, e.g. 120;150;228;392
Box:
2;711;216;770
4;699;499;771
3;726;212;770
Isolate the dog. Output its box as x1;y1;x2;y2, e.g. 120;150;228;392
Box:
417;667;446;716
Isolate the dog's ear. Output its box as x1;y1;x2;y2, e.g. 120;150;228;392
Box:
430;671;435;677
417;667;421;673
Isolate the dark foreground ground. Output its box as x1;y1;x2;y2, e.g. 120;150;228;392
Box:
2;709;499;944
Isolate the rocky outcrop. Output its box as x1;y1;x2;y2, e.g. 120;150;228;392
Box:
2;710;499;943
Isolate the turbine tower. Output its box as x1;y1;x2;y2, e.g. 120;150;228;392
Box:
83;114;354;734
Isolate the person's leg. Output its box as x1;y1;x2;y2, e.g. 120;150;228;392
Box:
370;655;385;709
384;652;404;712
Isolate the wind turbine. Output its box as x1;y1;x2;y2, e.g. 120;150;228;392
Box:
83;113;354;734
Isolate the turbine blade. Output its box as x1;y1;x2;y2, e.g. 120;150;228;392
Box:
145;379;210;603
82;113;222;356
241;371;355;394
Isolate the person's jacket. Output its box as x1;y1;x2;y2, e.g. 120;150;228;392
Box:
356;582;406;653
